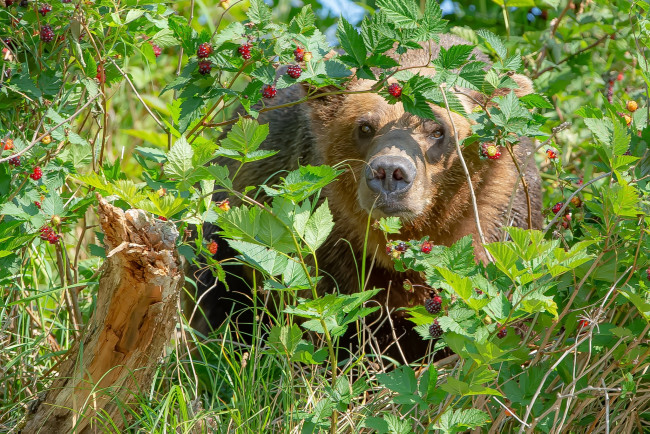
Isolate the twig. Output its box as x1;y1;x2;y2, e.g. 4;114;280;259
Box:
543;171;612;233
503;142;533;229
533;35;610;79
439;83;493;261
493;396;530;428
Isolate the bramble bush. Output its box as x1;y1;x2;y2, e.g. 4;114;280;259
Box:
1;0;649;432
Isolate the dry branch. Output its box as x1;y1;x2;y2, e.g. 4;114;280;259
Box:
22;196;183;433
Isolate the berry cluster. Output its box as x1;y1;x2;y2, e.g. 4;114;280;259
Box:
238;43;252;60
546;148;558;159
39;226;59;244
40;25;54;43
286;65;301;79
429;320;443;339
262;84;277;99
30;166;42;180
149;41;162;58
497;326;507;339
8;155;20;166
198;61;212;75
425;295;442;314
388;83;402;98
38;3;51;15
294;46;305;61
197;42;212;58
421;240;432;254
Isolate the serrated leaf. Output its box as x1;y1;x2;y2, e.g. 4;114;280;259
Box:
164;137;193;180
376;0;420;29
477;29;506;59
247;0;272;24
304;200;334;250
337;18;367;68
519;93;554;109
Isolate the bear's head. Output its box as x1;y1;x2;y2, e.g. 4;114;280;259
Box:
305;43;533;266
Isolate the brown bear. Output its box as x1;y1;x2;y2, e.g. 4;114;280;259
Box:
193;34;542;362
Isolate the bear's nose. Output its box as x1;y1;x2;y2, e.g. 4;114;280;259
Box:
366;156;416;195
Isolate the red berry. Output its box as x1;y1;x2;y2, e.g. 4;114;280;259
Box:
40;25;54;43
47;231;59;244
35;201;41;209
395;241;407;252
150;42;162;58
646;268;650;281
197;42;212;59
546;148;558;159
208;241;218;255
294;46;305;62
388;83;402;98
286;65;302;79
552;202;564;214
617;72;624;81
96;64;105;83
425;295;442;314
421;240;432;254
3;138;13;150
8;155;20;166
262;84;277;99
159;216;167;221
497;327;507;339
30;166;42;180
5;0;14;5
386;244;393;255
198;60;212;75
475;288;483;295
578;319;589;329
38;3;51;15
39;225;52;240
238;43;252;60
429;320;443;338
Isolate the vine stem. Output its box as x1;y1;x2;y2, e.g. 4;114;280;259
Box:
439;83;493;262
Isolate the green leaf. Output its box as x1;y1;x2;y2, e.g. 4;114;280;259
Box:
220;117;270;157
268;324;303;356
436;44;475;70
440;376;502;397
247;0;272;24
376;0;420;29
377;216;402;234
164;137;193;180
304;200;334;251
519;93;554;109
477;29;506;59
288;5;316;35
337;18;367;68
433;408;491;433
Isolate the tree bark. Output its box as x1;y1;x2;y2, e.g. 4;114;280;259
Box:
22;196;183;433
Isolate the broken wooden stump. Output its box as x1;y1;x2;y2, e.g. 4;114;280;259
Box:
23;196;183;433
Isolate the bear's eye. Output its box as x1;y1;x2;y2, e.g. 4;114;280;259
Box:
430;130;443;140
359;123;375;138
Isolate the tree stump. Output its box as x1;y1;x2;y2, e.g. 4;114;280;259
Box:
22;196;183;433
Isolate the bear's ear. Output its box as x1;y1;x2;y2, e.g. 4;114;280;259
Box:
457;73;534;114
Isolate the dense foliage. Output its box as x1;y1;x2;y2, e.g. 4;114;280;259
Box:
1;0;649;432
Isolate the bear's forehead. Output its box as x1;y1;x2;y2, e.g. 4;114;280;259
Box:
340;93;442;130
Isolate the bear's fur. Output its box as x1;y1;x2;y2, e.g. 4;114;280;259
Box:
192;35;542;361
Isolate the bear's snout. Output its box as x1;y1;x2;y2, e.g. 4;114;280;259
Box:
365;155;416;196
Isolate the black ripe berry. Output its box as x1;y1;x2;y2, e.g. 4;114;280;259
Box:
388;83;402;98
197;42;212;58
198;60;212;75
425;295;442;314
429;320;443;339
262;84;277;99
40;25;54;43
238;43;252;60
8;155;20;166
395;242;407;252
286;65;301;79
497;327;507;339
